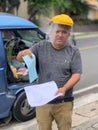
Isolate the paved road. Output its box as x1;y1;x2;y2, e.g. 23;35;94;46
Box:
74;35;98;91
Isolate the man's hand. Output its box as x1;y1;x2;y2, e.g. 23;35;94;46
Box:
16;49;32;62
55;73;81;97
55;87;66;97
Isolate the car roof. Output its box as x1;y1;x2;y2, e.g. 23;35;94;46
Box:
0;12;38;29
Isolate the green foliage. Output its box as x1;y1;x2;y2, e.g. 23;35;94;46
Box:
53;0;90;21
28;0;54;23
27;0;90;24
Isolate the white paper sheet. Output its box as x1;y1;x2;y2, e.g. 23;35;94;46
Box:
24;81;62;107
23;54;38;83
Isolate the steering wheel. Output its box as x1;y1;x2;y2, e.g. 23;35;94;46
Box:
12;38;28;56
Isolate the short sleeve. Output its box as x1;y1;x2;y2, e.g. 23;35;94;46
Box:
71;49;82;74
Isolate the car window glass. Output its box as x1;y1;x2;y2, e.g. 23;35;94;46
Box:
17;30;44;46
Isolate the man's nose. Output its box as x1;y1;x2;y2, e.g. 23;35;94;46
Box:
58;31;63;36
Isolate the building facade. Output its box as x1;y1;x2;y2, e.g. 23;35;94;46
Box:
82;0;98;19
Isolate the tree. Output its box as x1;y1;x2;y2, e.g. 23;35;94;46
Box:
0;0;20;13
27;0;54;23
53;0;90;22
27;0;90;24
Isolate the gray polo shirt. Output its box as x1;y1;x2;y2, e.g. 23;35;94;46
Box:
30;40;82;98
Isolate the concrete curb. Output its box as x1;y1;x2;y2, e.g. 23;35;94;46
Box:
75;32;98;39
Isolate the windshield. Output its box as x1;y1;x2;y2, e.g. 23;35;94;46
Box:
17;29;45;45
2;29;45;48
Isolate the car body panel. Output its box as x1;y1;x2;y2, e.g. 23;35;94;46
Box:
0;13;37;29
0;12;45;122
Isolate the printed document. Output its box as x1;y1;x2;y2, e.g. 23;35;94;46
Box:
24;81;62;107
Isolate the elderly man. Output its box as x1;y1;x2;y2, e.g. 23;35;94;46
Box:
17;14;82;130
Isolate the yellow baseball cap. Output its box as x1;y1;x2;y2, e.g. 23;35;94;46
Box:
50;14;74;26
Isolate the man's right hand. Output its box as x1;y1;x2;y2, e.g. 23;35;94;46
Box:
16;49;32;62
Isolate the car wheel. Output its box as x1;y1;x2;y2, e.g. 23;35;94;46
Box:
12;91;35;122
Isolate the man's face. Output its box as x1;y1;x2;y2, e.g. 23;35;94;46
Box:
50;25;70;49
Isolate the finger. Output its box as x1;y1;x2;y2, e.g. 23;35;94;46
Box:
29;53;33;58
25;50;33;58
16;52;23;62
54;90;59;96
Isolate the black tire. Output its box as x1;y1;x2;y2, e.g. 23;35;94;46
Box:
12;91;35;122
